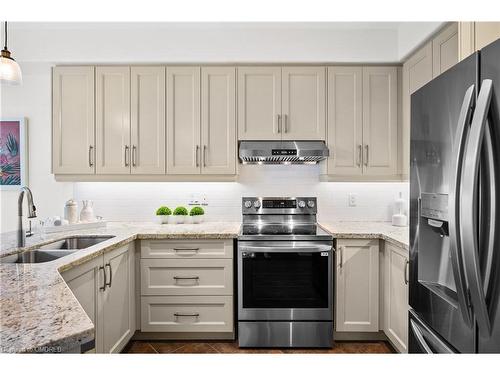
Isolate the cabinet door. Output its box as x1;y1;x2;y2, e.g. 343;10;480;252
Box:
282;66;326;140
201;67;236;175
166;67;201;174
237;67;281;140
475;22;500;50
102;244;135;353
131;66;166;174
52;66;95;174
95;66;131;174
384;243;409;353
362;66;398;177
62;256;104;353
433;23;459;78
336;239;379;332
402;42;433;178
326;67;363;176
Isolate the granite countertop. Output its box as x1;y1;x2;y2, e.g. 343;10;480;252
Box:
318;221;409;250
0;221;241;353
0;220;408;354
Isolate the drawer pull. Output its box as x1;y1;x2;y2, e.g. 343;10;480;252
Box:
173;248;200;252
173;276;200;280
174;313;200;317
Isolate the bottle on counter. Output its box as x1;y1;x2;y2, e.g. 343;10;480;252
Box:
392;192;408;227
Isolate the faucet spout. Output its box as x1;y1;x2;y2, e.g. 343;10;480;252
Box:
17;186;37;248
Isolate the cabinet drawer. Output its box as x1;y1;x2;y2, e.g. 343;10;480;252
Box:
141;240;233;259
141;295;233;332
141;258;233;295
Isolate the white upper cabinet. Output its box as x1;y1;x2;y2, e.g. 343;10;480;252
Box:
327;67;363;176
336;239;379;332
95;66;131;174
237;67;282;140
460;22;500;59
433;23;459;78
130;66;166;175
474;22;500;50
52;66;95;174
201;67;236;175
281;66;326;140
166;67;201;174
362;66;398;176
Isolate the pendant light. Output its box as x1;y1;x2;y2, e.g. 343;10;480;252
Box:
0;22;22;85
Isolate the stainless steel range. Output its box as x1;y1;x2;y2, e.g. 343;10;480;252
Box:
237;197;334;348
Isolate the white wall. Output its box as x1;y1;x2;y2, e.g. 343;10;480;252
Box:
73;165;409;223
0;63;73;233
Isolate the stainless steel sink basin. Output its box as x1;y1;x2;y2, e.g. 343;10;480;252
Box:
37;235;115;251
1;235;116;264
16;249;79;263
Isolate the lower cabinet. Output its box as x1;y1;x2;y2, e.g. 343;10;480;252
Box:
62;243;135;353
336;239;379;332
335;237;409;353
139;239;234;336
383;242;409;353
141;295;233;332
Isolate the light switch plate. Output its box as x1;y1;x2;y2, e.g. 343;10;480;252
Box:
348;193;357;207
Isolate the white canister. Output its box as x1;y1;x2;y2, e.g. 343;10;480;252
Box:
64;199;79;224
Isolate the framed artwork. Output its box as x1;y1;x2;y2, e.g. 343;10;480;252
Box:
0;118;28;190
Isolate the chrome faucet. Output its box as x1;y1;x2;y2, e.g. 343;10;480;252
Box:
18;186;37;248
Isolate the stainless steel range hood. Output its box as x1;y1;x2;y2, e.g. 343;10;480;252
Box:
238;141;329;164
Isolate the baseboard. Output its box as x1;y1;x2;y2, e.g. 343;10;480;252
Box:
132;331;235;341
334;331;388;341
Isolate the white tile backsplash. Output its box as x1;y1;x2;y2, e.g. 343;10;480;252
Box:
73;165;409;223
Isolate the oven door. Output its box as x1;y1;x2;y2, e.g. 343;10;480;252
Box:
238;240;333;321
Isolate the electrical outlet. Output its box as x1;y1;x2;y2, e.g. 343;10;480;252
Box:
348;193;358;207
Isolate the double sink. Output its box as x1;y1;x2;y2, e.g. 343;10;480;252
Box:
7;236;115;264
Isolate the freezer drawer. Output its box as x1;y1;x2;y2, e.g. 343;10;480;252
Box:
408;310;456;353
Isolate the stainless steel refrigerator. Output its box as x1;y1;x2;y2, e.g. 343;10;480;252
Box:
409;38;500;353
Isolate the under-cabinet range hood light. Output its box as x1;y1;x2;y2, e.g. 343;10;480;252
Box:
239;141;329;165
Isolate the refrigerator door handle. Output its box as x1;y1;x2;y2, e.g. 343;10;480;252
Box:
460;79;493;336
448;84;475;326
410;316;456;353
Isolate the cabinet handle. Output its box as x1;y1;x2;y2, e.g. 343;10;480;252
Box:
195;145;200;167
357;145;362;167
99;266;106;291
124;145;130;166
105;263;112;288
174;313;200;317
132;145;137;167
404;260;409;285
173;276;200;280
277;114;281;133
173;247;200;252
364;145;369;166
284;114;288;133
339;246;344;268
88;145;94;167
203;145;207;168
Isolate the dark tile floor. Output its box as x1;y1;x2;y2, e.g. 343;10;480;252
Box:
122;340;395;354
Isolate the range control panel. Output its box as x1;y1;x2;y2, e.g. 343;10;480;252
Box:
242;197;317;214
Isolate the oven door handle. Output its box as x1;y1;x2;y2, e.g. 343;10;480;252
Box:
239;245;332;253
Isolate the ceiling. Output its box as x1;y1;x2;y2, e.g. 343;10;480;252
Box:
7;22;445;63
